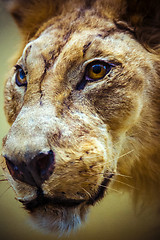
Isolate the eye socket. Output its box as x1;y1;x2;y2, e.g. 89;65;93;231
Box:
15;65;27;87
85;61;113;81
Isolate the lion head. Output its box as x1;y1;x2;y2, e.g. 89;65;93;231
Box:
1;0;160;234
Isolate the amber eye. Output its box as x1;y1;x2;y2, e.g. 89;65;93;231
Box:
85;61;112;81
76;61;114;90
15;65;27;87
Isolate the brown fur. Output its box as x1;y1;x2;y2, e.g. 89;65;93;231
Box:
1;0;160;234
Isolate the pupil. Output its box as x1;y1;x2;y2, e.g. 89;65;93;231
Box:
19;69;25;79
92;65;102;74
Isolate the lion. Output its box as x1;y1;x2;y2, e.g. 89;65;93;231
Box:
1;0;160;235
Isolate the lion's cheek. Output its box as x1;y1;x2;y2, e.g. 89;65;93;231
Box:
42;139;114;200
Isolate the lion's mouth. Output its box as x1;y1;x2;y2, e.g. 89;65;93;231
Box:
20;189;85;211
20;174;114;211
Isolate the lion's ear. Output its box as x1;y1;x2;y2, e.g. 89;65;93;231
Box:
2;0;62;38
125;0;160;52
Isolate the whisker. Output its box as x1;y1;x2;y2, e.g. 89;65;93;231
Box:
107;186;123;194
87;171;133;187
0;185;11;198
105;177;136;190
115;173;132;178
118;149;134;160
0;179;8;182
98;184;122;194
81;187;92;198
83;156;102;160
103;172;132;180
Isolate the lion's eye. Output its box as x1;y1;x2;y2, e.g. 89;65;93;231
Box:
76;61;114;90
15;65;27;87
85;61;112;81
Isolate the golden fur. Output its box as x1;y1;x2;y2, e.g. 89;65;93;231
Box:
1;0;160;234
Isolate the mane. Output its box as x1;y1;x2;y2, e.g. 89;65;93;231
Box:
2;0;160;54
125;0;160;54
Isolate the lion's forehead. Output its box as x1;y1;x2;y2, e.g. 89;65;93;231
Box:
23;26;150;79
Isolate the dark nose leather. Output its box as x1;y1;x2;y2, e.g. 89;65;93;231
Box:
4;150;55;187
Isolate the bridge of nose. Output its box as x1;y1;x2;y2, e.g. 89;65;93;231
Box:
2;104;57;163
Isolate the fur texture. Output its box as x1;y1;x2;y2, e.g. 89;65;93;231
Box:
1;0;160;234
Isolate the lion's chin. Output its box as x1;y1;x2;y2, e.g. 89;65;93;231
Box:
21;175;114;234
28;204;89;234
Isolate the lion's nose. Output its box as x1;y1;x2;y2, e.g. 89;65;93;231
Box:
4;150;55;187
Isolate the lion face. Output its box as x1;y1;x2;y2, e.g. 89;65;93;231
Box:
2;0;160;234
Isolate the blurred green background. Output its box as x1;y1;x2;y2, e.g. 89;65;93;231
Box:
0;2;160;240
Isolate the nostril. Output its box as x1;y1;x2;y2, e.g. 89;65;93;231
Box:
37;150;55;180
29;150;55;185
5;158;24;182
4;156;37;186
4;150;55;187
